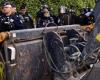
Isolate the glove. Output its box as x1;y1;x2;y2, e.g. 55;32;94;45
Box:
0;32;9;43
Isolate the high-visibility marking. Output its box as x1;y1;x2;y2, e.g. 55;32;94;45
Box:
12;33;16;37
8;47;16;60
96;33;100;42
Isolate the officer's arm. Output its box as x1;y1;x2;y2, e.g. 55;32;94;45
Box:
28;14;34;28
0;21;10;43
36;18;43;28
29;17;34;28
0;17;6;32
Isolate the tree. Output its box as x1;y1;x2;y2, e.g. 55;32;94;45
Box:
0;0;96;17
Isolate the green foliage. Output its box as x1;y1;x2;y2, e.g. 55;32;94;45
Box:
0;0;96;17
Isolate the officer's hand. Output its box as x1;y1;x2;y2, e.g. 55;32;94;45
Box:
0;32;10;43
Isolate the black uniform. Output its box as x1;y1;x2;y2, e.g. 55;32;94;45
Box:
79;14;88;25
0;13;25;32
19;13;34;29
57;13;70;26
37;16;55;28
36;6;57;27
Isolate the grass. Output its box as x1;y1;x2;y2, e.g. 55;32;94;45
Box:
0;62;5;80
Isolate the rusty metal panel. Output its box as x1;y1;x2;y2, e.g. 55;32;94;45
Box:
7;40;51;80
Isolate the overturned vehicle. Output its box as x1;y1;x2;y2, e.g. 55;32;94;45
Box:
0;23;99;80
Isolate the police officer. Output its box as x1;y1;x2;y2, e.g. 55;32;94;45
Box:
36;4;49;19
0;1;25;65
19;4;34;29
0;1;25;32
36;5;57;26
36;8;55;28
11;4;25;27
57;6;71;25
